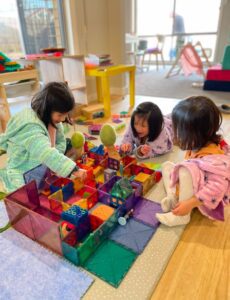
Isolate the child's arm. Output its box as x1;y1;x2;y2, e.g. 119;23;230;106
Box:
120;125;135;153
135;137;172;159
23;124;76;178
135;118;173;159
172;196;202;216
55;123;67;153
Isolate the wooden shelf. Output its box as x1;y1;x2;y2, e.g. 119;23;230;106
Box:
0;69;40;132
37;56;88;105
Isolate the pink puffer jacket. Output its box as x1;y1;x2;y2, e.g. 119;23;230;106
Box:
170;155;230;221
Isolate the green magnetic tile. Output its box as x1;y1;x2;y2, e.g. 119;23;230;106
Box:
84;239;137;287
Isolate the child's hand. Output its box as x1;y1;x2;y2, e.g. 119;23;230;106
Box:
120;143;132;153
172;197;200;216
140;144;151;156
72;168;87;181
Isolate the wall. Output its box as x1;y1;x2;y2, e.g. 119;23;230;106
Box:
64;0;130;102
214;0;230;63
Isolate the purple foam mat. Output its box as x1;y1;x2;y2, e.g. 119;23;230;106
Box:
133;198;162;228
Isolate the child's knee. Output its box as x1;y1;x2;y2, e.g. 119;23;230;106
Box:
162;161;175;175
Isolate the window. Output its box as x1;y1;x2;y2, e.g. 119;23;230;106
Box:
136;0;221;61
0;0;24;58
0;0;65;57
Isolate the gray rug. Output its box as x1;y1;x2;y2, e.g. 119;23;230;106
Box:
0;202;93;300
136;67;230;104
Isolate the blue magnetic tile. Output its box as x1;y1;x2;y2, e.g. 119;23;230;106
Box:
109;218;156;253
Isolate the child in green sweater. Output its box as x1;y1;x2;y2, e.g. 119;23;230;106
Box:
0;82;85;192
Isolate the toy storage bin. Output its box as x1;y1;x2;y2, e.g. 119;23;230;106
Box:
4;181;63;255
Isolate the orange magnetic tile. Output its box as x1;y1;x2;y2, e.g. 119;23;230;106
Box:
91;204;115;221
134;172;151;183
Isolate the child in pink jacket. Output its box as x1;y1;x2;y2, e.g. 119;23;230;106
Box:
156;96;230;227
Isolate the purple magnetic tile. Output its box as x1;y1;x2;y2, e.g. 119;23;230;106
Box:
133;198;162;228
98;190;111;206
112;118;122;123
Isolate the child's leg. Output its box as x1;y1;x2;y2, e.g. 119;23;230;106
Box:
161;161;177;212
178;167;194;201
156;166;193;227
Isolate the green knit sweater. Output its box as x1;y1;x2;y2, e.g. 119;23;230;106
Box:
0;108;75;192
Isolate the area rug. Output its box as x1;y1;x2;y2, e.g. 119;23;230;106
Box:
0;202;93;300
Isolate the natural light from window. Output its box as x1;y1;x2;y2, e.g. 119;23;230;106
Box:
136;0;221;61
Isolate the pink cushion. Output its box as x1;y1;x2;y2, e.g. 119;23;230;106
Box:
206;64;230;81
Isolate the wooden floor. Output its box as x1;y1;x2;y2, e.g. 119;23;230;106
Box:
151;206;230;300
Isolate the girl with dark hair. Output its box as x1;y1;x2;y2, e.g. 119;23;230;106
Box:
0;82;86;192
156;96;230;227
120;102;173;159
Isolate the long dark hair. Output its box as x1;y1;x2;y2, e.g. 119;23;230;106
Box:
131;102;164;141
31;82;75;128
172;96;222;150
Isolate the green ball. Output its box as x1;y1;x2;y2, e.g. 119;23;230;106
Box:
100;124;116;146
71;131;85;148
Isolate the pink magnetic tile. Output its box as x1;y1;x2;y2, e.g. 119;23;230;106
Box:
4;199;35;240
29;211;63;255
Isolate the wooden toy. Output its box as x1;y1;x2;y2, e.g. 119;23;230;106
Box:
75;115;87;124
81;103;104;119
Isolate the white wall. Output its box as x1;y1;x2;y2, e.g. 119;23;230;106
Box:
64;0;129;102
214;0;230;63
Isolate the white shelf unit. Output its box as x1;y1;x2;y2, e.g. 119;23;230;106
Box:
38;55;88;105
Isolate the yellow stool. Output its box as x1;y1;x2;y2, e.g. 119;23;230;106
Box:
86;64;136;117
